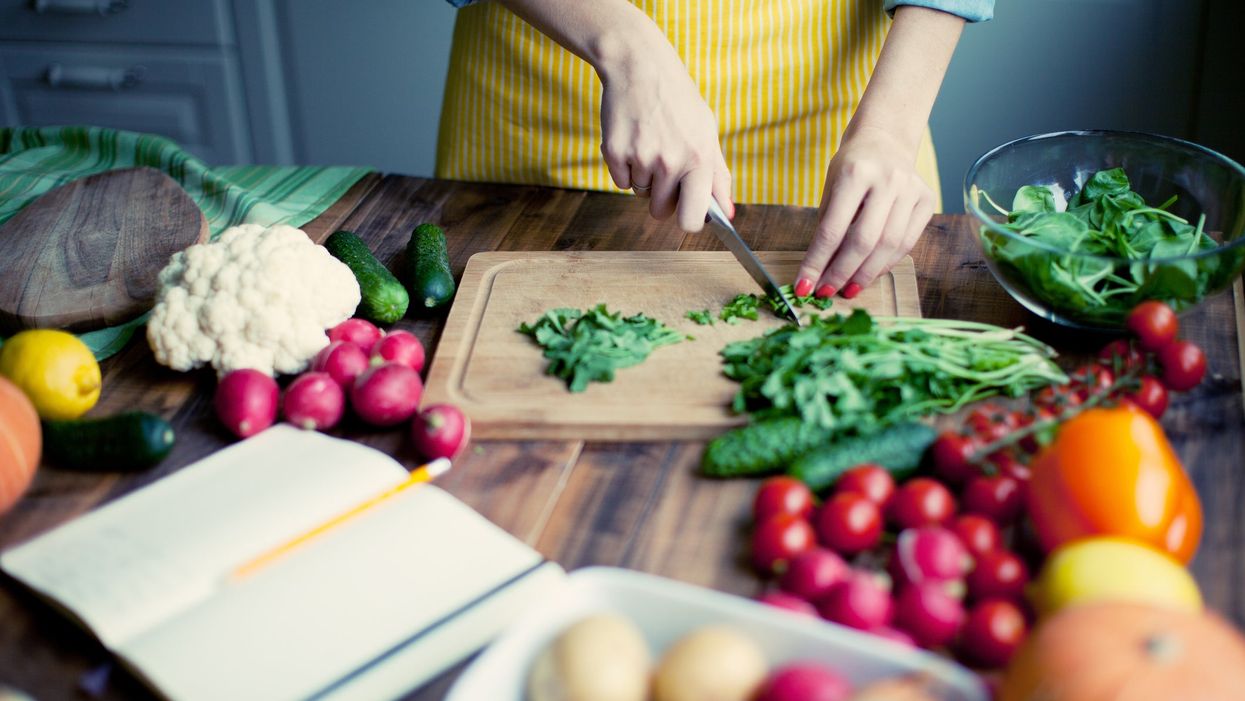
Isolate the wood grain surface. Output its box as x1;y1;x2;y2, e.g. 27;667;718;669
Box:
0;167;208;334
0;178;1241;701
421;251;919;440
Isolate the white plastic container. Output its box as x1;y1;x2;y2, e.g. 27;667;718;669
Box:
447;566;989;701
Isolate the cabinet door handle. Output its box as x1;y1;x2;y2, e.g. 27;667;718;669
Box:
30;0;128;16
45;64;144;90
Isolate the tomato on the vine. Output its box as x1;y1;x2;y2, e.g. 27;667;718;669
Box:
931;431;980;486
1097;338;1147;374
1158;340;1206;392
1125;375;1169;418
754;476;815;523
1070;363;1114;403
1127;301;1179;351
989;452;1032;483
962;475;1024;526
890;478;957;529
1034;384;1083;416
967;404;1016;443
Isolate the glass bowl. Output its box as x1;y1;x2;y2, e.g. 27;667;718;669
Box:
964;130;1245;329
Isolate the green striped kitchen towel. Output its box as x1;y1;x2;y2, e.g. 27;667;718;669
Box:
0;126;373;359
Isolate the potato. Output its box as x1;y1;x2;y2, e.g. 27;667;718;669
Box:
653;625;768;701
526;613;651;701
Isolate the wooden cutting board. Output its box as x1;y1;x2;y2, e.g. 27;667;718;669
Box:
0;167;207;334
422;251;921;440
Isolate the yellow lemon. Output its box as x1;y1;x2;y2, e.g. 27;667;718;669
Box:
1032;536;1202;616
0;330;101;420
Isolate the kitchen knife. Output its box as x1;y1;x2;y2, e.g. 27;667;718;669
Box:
705;197;802;325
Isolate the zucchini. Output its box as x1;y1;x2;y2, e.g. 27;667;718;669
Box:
701;417;836;478
402;223;456;312
787;422;937;492
325;230;410;324
42;412;175;472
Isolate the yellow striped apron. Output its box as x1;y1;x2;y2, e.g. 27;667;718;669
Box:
436;0;941;209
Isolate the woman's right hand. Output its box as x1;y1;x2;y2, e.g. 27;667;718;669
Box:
595;37;733;231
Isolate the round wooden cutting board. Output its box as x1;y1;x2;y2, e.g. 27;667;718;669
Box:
0;167;208;334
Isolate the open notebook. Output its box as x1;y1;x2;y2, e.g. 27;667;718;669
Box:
1;426;566;701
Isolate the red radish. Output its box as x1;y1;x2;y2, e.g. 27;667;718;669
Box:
281;372;345;431
754;477;816;522
351;363;422;426
894;580;966;649
869;626;917;648
756;662;853;701
894;526;972;585
328;318;383;353
815;492;883;555
962;475;1024;525
215;369;279;438
756;591;819;618
958;599;1027;668
313;341;370;389
930;431;979;486
889;478;957;529
817;571;893;631
371;330;426;372
411;404;471;460
834;463;895;508
779;548;849;602
752;514;817;574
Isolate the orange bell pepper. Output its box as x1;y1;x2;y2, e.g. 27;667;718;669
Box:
1028;404;1202;563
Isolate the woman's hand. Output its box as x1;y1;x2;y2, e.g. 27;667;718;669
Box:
597;40;733;231
795;125;935;299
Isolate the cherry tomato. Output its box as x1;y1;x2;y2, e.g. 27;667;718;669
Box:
950;514;1002;558
889;478;957;529
754;476;815;523
1014;406;1056;454
815;492;883;556
959;599;1028;668
1034;383;1082;416
1097;338;1147;374
1158;340;1207;392
988;452;1031;482
1070;363;1114;403
835;463;896;508
967;549;1030;603
962;476;1024;526
752;514;817;575
1125;375;1169;418
967;404;1015;443
930;431;980;486
1127;301;1179;351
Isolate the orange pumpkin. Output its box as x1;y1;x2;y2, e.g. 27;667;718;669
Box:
1000;602;1245;701
1028;404;1202;563
0;375;40;515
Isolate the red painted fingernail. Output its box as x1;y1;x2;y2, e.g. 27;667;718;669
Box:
794;278;814;297
842;282;863;299
814;284;836;299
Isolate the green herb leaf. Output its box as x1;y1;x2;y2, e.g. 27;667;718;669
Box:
686;309;715;326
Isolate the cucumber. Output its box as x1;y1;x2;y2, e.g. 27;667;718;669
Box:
325;230;410;324
701;417;836;478
42;412;175;472
402;223;456;312
787;422;937;492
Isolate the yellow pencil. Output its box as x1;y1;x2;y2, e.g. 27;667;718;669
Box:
230;457;453;581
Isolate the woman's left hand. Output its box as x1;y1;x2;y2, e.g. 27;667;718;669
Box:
795;125;936;300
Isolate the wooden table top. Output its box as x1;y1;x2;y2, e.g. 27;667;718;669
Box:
1;175;1242;700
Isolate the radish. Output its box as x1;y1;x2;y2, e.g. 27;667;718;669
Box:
868;626;917;648
893;526;972;585
894;580;966;649
313;341;370;389
779;548;849;602
328;318;383;353
817;570;893;631
756;591;819;618
351;363;422;426
756;663;853;701
281;372;345;431
371;330;426;373
410;403;470;460
215;369;279;438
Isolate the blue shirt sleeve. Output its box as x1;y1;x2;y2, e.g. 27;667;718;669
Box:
884;0;994;22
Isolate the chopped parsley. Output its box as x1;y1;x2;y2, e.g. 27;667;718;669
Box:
686;309;715;326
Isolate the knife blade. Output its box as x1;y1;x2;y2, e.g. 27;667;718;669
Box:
705;198;802;325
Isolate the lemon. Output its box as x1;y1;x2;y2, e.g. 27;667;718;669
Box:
1032;536;1202;616
0;330;101;420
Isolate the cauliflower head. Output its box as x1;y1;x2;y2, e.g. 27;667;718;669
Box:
147;223;361;376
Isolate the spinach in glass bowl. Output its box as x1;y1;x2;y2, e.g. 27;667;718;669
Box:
965;131;1245;329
